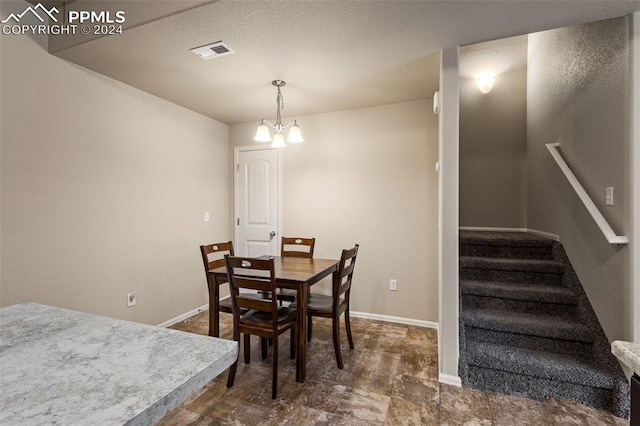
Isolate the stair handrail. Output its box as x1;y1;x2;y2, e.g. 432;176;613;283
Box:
546;143;628;245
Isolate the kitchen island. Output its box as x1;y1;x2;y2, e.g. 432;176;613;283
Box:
612;340;640;425
0;303;237;425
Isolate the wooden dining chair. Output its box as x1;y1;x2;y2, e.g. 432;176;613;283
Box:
225;256;297;399
200;241;267;337
277;237;316;303
292;244;359;369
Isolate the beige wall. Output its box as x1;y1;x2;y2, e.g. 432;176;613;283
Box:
526;16;631;340
0;5;230;325
459;36;528;228
632;12;640;342
438;47;461;382
230;100;439;322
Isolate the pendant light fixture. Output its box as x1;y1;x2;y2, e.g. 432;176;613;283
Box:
254;80;303;147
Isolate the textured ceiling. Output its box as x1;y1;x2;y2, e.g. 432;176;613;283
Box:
49;0;640;125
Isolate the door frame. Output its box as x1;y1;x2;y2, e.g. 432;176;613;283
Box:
233;145;283;256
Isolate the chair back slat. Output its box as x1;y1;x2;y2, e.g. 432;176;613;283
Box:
225;256;278;322
341;262;355;279
337;281;351;297
200;241;234;272
234;295;273;312
281;237;316;258
234;276;273;293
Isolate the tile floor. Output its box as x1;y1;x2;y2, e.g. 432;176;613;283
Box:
159;311;627;425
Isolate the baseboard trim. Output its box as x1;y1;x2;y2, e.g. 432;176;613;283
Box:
525;228;560;241
157;304;209;328
459;226;560;242
157;305;438;330
438;373;462;387
350;311;438;329
460;226;528;233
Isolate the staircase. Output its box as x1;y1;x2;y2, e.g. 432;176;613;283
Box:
458;230;630;419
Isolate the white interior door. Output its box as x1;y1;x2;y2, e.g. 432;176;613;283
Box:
235;147;280;257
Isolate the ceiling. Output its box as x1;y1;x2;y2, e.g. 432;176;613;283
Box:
43;0;640;125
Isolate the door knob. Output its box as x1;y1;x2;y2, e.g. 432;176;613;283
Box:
270;231;276;238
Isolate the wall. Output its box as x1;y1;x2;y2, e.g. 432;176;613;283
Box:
438;47;461;384
229;100;439;322
459;36;528;228
631;12;640;343
527;16;631;340
0;1;229;325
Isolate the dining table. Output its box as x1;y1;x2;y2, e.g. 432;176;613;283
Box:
209;255;339;383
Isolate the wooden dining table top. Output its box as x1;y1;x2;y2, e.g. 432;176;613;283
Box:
209;256;338;285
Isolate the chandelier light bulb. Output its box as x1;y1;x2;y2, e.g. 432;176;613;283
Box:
254;120;272;142
287;121;304;143
271;133;286;148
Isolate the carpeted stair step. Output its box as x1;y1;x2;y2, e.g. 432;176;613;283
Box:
464;324;593;357
461;294;577;317
460;279;577;305
460;231;555;260
465;341;627;416
460;256;564;285
460;256;564;273
466;340;615;388
461;307;594;343
459;230;555;246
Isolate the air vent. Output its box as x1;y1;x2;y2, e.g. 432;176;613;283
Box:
190;41;235;60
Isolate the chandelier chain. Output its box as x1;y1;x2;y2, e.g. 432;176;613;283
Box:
276;87;284;130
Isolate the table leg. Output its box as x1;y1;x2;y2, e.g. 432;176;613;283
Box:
208;275;221;337
296;283;308;383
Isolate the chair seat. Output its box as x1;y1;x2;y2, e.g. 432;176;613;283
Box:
219;296;234;313
242;306;297;327
277;288;297;302
291;293;346;315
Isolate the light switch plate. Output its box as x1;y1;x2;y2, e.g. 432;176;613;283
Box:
389;279;398;291
605;187;614;206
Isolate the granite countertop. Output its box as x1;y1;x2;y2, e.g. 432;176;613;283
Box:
611;340;640;376
0;303;238;426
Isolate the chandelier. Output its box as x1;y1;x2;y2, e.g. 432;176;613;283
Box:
254;80;304;148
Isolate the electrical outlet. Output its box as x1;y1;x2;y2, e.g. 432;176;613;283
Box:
389;279;398;291
127;291;136;307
